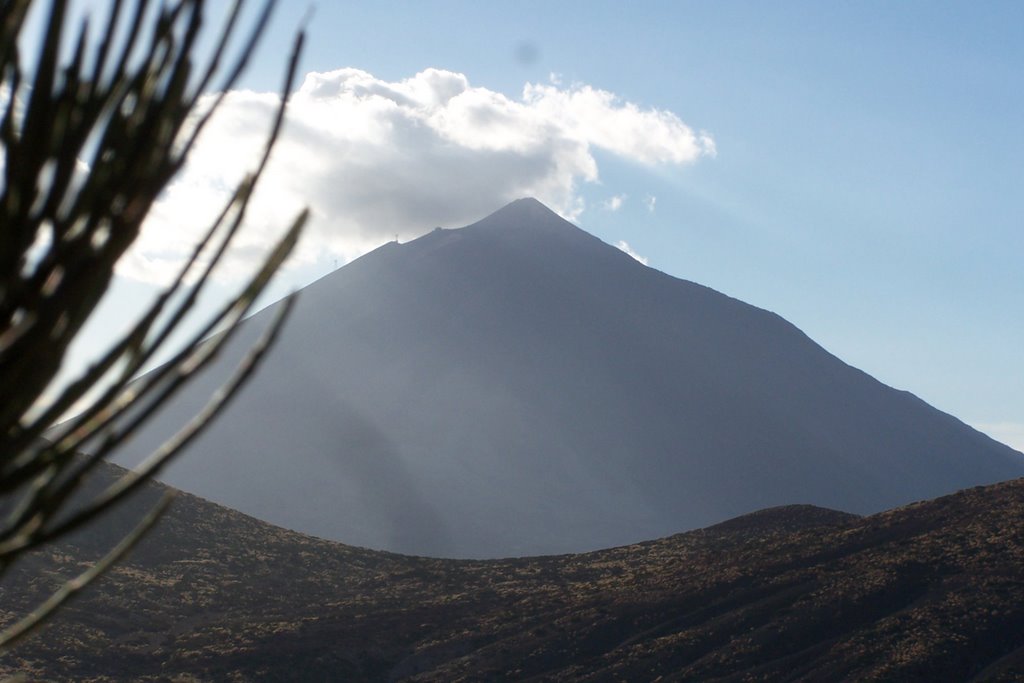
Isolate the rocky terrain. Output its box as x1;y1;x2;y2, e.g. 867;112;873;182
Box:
2;467;1023;681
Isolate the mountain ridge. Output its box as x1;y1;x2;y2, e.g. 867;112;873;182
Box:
111;198;1024;557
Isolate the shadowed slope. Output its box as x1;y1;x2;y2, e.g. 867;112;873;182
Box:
2;466;1024;681
112;198;1023;557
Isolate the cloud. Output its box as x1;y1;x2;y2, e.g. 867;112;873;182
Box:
644;195;657;212
615;241;649;266
602;194;626;212
120;68;713;283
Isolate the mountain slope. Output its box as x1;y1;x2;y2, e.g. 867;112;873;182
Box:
2;466;1024;681
112;198;1023;557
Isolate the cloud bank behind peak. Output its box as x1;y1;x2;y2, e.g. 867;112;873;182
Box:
122;68;714;284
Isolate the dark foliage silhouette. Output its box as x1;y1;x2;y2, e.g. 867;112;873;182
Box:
0;0;305;645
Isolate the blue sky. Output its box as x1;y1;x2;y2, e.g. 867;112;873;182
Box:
44;1;1024;449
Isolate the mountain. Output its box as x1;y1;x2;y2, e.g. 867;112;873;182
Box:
111;197;1023;557
3;464;1024;681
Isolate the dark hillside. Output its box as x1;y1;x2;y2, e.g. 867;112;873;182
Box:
3;467;1024;681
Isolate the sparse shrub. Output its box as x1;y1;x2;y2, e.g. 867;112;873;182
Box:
0;0;305;645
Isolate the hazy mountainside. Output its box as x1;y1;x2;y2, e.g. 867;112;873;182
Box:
112;198;1023;557
2;466;1024;681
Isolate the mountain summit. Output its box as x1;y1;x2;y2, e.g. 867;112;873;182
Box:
114;199;1024;557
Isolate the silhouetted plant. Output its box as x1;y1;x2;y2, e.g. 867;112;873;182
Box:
0;0;306;646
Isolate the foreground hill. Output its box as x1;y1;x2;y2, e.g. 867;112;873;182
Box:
2;469;1024;681
111;198;1023;557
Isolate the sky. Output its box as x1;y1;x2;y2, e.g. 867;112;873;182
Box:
29;1;1024;450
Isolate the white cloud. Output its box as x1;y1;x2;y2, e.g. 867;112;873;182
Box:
615;241;649;266
602;194;626;211
120;68;713;284
972;422;1024;453
644;195;657;213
